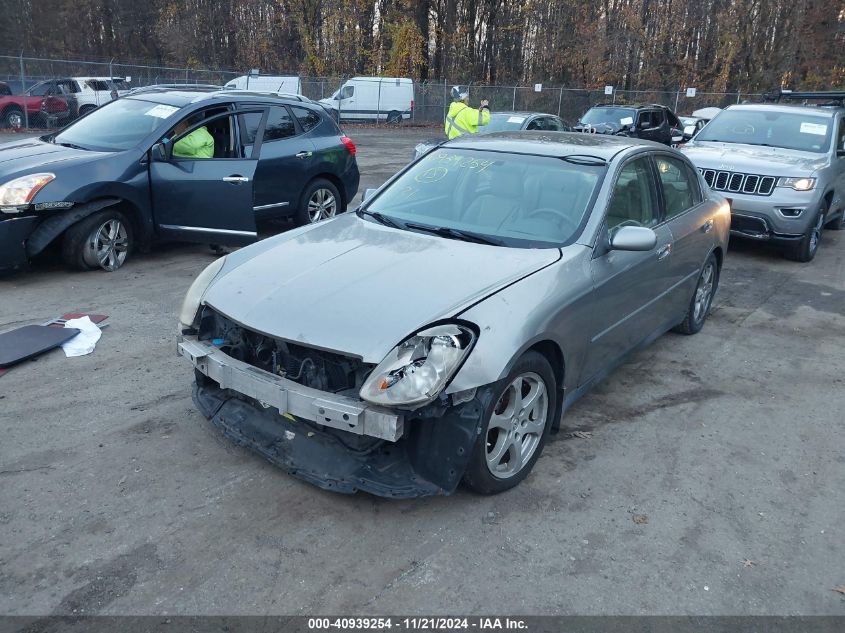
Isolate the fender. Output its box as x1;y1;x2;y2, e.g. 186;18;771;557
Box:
25;198;121;257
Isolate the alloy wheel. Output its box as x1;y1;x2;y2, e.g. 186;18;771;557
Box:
307;188;337;223
7;112;22;128
693;261;715;324
82;218;129;271
485;372;549;480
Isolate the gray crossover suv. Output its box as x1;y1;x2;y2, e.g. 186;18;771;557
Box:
681;91;845;261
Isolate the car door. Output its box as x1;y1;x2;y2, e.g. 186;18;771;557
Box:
580;154;675;383
655;153;712;315
637;109;664;144
250;105;316;219
150;107;258;246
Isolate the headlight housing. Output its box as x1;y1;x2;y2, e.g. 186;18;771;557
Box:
360;324;476;408
0;173;55;207
778;177;816;191
178;256;226;330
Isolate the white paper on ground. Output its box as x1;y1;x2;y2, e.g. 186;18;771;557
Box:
61;316;102;357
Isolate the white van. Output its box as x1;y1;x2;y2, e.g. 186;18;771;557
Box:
319;77;414;123
224;75;302;94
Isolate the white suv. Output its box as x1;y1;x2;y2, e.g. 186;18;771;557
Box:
69;77;131;116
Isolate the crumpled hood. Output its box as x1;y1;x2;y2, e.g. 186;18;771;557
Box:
0;138;111;179
203;214;560;362
681;142;828;176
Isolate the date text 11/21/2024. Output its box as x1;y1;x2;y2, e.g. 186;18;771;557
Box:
307;617;529;630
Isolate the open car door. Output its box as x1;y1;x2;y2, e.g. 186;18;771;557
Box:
150;109;258;246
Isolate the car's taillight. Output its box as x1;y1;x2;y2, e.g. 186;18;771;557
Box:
341;136;356;156
410;100;415;111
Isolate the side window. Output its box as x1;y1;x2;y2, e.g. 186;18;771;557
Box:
238;111;264;145
526;118;543;131
170;110;234;159
606;157;660;231
28;83;49;96
340;85;354;99
263;106;296;141
546;117;566;131
291;106;321;132
836;118;845;153
656;156;699;219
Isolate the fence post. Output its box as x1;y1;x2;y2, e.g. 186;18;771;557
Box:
512;86;517;110
377;77;382;125
443;77;447;125
557;86;563;117
737;90;741;104
674;89;680;112
19;51;29;129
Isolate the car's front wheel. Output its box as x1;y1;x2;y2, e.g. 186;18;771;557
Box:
62;209;133;272
786;201;826;262
297;178;341;225
3;107;23;129
673;252;719;335
463;351;557;494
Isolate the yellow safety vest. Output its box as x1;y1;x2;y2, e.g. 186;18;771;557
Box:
445;102;490;139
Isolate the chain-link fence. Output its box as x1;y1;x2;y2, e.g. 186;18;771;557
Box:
0;54;763;130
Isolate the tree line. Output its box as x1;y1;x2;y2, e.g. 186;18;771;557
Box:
2;0;843;91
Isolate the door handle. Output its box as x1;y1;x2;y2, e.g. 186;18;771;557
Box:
656;244;672;261
701;219;714;233
222;175;249;184
295;151;313;159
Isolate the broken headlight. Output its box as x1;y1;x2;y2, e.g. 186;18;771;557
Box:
179;256;226;330
0;173;55;208
360;324;475;408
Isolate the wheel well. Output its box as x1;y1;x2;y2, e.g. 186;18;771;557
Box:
712;246;724;272
309;173;348;210
2;104;23;116
526;340;565;431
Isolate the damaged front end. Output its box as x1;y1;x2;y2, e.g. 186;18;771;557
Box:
180;308;490;498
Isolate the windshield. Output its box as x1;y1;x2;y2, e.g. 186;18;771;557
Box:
580;107;636;126
54;98;178;151
364;148;604;247
680;117;698;126
483;113;528;132
694;109;833;153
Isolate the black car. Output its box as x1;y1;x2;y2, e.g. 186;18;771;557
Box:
0;88;360;272
574;103;682;145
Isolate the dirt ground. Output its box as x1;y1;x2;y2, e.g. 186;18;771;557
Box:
1;127;844;616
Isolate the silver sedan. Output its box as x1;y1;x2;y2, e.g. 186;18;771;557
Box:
177;131;730;498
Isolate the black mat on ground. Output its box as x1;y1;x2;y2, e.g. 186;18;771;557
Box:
0;325;80;367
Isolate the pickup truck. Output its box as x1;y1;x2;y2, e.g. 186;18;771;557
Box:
0;81;70;129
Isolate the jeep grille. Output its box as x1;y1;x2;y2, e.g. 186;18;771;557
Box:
699;169;776;196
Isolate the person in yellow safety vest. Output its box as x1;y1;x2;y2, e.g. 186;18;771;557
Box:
445;85;490;139
171;115;215;159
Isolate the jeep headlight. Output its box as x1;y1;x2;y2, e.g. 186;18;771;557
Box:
360;324;476;408
178;256;226;330
778;177;816;191
0;173;55;207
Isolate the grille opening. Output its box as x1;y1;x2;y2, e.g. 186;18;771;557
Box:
698;168;775;197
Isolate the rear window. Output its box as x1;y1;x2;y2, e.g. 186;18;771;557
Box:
695;109;833;153
86;80;111;91
263;106;296;141
291;106;321;132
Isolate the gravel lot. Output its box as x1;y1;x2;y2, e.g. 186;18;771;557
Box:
1;127;844;616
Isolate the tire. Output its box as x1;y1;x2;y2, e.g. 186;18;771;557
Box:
296;178;341;226
3;107;23;129
61;208;133;272
462;351;557;495
387;110;403;124
785;200;827;262
673;252;719;335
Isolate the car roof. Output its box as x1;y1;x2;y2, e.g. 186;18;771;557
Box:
125;89;317;108
590;103;671;110
446;130;660;158
490;111;553;117
726;103;840;118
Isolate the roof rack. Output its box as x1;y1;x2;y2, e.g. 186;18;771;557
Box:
216;89;310;102
762;89;845;105
125;84;222;96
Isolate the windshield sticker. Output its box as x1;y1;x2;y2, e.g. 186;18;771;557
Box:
800;122;828;136
507;116;526;124
144;104;179;119
423;152;495;173
620;116;634;125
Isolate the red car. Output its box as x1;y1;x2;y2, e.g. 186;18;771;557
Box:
0;81;70;129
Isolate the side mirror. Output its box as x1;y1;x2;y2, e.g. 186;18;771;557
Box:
639;121;651;130
151;142;170;162
362;188;378;202
610;226;657;251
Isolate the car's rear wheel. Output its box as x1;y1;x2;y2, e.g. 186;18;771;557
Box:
785;201;826;262
62;209;133;272
3;107;23;129
673;252;719;335
463;351;557;495
297;178;341;225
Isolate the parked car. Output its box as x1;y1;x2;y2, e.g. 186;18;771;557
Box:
0;87;359;273
574;104;682;145
0;81;70;128
680;91;845;262
413;111;570;158
69;77;131;116
319;77;414;123
679;107;722;141
224;74;302;94
24;78;80;120
177;131;729;498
